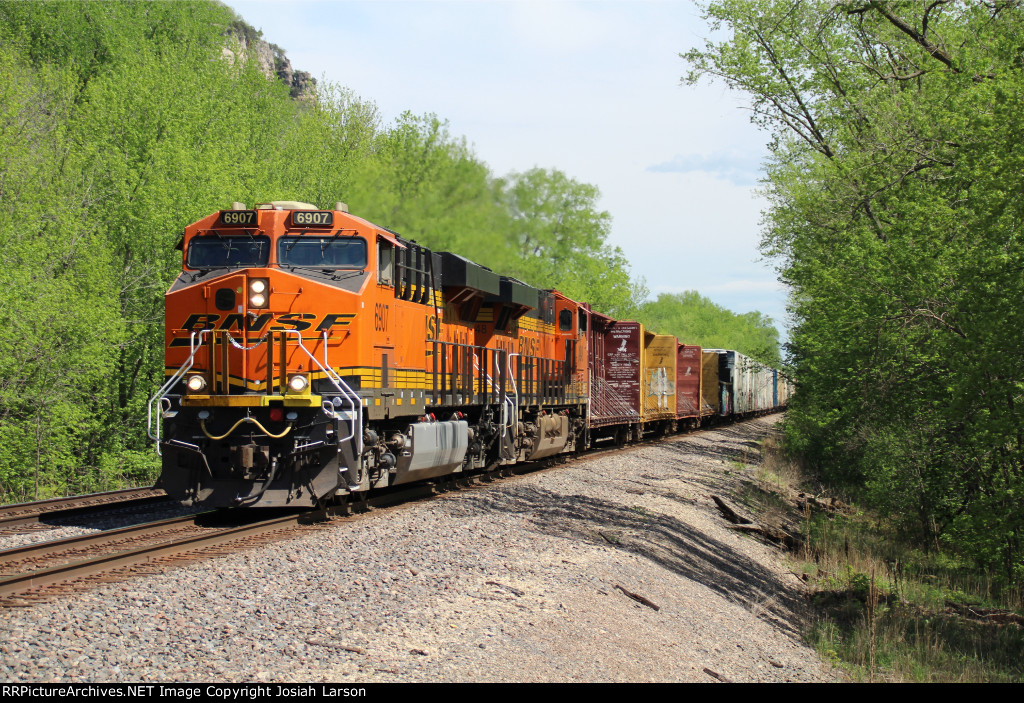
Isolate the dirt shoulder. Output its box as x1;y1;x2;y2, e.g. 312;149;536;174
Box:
315;414;838;682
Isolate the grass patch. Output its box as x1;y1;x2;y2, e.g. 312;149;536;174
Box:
748;429;1024;682
629;505;654;519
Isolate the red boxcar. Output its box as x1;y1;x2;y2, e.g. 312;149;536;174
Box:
675;343;702;427
588;313;642;438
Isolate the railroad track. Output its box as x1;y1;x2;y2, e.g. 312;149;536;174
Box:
0;510;321;607
0;415;778;608
0;487;169;534
0;513;216;577
0;467;530;608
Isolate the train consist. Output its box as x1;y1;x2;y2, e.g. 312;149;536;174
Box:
148;201;791;508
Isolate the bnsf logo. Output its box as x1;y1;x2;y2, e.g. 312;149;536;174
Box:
177;312;355;333
518;336;539;357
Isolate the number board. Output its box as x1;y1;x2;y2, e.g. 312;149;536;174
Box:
218;210;258;227
292;210;334;228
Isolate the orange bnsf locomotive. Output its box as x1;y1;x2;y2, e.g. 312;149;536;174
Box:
148;201;790;508
148;201;589;507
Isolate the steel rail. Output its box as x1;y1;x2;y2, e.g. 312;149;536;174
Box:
0;513;308;600
0;513;211;571
0;488;168;531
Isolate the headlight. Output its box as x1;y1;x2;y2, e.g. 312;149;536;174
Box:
287;374;309;393
186;375;207;392
248;279;269;308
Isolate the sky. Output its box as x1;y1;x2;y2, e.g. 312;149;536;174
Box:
228;0;789;340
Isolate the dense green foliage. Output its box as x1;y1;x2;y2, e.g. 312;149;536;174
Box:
750;433;1023;682
686;0;1024;581
638;291;781;366
0;1;779;503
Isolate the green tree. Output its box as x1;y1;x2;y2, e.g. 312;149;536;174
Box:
0;0;305;497
0;43;123;498
496;168;639;317
685;0;1024;580
345;112;519;269
638;291;781;365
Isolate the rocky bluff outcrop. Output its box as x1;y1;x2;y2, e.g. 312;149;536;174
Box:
223;19;315;100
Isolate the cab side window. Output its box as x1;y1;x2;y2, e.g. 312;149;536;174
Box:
378;240;394;285
558;308;573;332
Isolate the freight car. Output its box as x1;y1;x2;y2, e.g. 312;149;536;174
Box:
705;349;782;418
148;201;790;508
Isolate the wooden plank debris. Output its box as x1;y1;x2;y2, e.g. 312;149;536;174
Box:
615;584;660;611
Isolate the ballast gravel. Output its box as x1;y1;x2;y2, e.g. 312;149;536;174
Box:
0;416;839;683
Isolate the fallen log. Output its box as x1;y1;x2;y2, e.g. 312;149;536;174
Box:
725;523;803;551
711;495;804;550
944;600;1024;627
703;667;731;683
710;495;753;524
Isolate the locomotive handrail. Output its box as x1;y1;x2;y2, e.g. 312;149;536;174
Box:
289;329;362;457
147;329;210;454
505;352;520;441
471;351;496;397
474;349;518;451
277;329;363;490
319;335;361;424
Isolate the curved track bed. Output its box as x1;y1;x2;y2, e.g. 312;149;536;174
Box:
0;414;781;609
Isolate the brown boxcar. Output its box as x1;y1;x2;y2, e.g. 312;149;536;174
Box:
675;343;702;425
588;313;642;434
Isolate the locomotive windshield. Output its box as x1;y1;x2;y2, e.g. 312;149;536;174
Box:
186;235;270;269
278;236;367;269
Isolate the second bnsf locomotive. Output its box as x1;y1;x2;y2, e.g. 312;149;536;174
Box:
149;201;790;508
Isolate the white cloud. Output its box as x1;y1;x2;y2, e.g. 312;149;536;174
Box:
647;149;764;186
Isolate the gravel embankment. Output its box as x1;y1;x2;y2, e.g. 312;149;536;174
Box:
0;415;838;683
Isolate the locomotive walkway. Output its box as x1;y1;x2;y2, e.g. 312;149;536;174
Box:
0;415;837;682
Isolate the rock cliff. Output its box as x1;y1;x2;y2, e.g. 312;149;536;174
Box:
223;18;315;100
